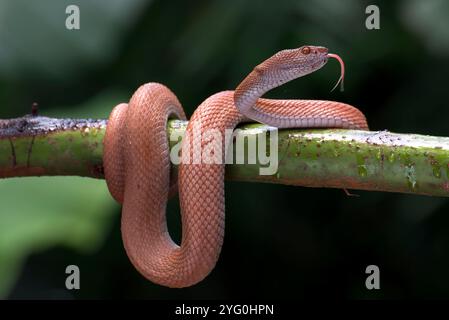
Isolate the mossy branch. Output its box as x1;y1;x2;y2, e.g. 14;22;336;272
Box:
1;115;449;197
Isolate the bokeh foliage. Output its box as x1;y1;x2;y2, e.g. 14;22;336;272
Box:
1;0;449;298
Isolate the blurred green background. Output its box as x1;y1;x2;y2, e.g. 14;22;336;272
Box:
1;0;449;299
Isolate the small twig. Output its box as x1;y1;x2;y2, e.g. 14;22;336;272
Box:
31;102;39;117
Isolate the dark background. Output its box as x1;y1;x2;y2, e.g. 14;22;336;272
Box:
1;0;449;299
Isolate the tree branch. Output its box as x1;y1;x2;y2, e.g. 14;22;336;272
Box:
0;115;106;178
1;115;449;197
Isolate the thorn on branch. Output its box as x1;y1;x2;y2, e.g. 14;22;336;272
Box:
31;102;39;117
343;188;360;197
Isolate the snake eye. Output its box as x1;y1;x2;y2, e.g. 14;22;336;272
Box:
301;46;311;55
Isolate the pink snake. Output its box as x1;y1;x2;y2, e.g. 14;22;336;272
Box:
103;46;369;288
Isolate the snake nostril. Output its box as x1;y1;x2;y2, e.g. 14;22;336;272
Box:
317;47;328;54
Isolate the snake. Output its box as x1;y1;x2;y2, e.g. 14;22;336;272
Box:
103;45;369;288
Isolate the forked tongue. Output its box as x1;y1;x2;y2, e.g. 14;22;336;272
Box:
328;53;345;92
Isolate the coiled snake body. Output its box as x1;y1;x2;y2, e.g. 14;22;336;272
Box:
103;46;368;288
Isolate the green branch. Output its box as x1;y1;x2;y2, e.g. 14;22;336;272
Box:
1;115;449;197
0;116;106;178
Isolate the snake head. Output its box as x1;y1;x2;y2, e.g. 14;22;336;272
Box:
274;45;328;72
297;45;329;69
258;45;330;87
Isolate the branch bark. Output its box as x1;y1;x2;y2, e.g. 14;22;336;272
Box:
1;115;449;197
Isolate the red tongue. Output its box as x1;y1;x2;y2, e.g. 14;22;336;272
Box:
327;53;345;92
